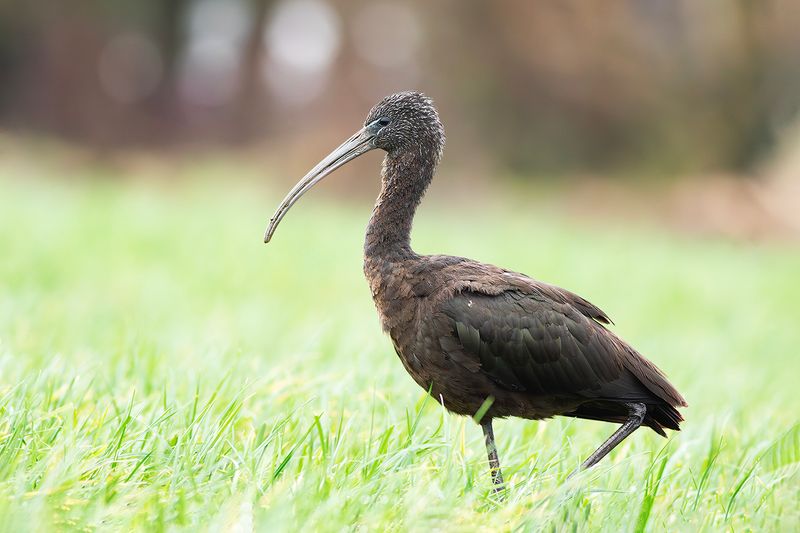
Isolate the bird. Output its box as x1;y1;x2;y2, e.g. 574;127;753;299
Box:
264;91;687;493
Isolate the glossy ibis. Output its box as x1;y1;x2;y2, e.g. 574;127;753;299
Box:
264;92;687;492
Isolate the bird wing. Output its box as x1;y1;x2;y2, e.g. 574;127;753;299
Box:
437;288;677;404
527;280;613;325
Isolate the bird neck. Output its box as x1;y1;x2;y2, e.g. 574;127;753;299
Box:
364;149;436;262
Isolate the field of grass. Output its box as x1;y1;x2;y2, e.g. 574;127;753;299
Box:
1;155;799;531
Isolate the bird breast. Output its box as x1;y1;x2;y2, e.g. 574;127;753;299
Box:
365;256;425;335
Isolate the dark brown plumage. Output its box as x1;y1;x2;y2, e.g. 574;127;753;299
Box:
265;91;687;492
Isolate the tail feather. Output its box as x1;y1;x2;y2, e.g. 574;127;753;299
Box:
647;402;683;433
567;400;684;437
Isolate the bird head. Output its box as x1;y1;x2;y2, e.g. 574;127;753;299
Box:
364;91;445;158
263;91;444;243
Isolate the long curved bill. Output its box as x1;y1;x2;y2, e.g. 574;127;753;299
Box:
264;127;376;243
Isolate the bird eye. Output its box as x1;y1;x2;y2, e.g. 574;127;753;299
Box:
377;117;391;127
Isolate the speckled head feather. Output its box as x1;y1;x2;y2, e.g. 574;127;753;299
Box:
365;91;445;164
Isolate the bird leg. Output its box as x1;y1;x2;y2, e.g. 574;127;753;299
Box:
481;420;506;494
576;402;647;473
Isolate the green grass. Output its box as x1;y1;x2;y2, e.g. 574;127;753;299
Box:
1;155;799;531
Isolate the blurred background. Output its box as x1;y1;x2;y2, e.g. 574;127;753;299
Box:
1;0;800;237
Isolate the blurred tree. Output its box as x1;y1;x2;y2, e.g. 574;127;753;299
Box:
234;0;273;140
150;0;189;130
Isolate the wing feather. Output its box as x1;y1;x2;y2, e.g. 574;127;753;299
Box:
438;289;670;402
